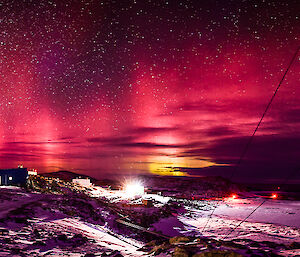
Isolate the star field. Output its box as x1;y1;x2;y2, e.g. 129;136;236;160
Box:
0;0;299;181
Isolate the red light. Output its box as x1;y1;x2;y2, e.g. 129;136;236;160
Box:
231;194;237;199
271;193;278;199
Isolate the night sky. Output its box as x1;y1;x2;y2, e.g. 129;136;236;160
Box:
0;0;299;182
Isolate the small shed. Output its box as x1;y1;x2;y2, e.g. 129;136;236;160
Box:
72;177;92;187
0;168;28;186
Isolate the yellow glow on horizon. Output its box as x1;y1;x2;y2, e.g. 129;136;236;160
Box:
148;155;221;176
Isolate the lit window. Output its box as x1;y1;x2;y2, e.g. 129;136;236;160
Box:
8;177;13;181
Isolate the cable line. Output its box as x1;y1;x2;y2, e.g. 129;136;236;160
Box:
223;199;266;240
229;46;300;180
224;166;300;239
202;46;300;235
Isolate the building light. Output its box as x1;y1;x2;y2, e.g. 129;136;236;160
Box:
231;194;238;199
271;193;278;199
123;180;144;198
28;169;38;175
8;177;13;181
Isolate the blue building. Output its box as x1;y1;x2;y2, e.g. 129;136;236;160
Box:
0;168;28;186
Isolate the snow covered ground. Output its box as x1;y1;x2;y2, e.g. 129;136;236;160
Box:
1;180;300;256
179;197;300;243
0;185;146;256
86;184;300;246
32;218;144;256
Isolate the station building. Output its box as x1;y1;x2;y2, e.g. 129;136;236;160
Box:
72;177;92;187
0;167;28;186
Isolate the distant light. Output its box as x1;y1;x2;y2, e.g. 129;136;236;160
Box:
124;181;144;198
231;194;238;199
271;193;278;199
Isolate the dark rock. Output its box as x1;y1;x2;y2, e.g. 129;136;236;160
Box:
245;249;252;255
10;247;21;254
145;240;157;247
221;241;247;249
250;241;261;248
71;233;88;247
106;250;123;257
192;250;244;257
269;252;284;257
4;238;12;244
85;254;96;257
149;242;169;255
289;241;300;249
33;241;46;246
57;234;68;242
15;217;28;224
173;246;189;257
170;236;191;245
33;228;41;238
261;241;278;249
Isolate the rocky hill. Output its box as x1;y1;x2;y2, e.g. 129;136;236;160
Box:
42;170;97;183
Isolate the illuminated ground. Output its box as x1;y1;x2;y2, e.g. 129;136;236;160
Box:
0;176;299;256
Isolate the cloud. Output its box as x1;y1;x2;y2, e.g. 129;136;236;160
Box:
86;135;136;144
279;107;300;123
205;125;240;137
117;142;183;149
0;153;39;161
128;126;178;135
3;140;78;146
172;98;266;116
179;133;300;182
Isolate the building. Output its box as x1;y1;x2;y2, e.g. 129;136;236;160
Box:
28;169;38;176
0;168;28;186
72;177;92;187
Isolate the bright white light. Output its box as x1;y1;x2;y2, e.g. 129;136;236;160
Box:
231;194;238;199
271;193;278;199
124;181;144;198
